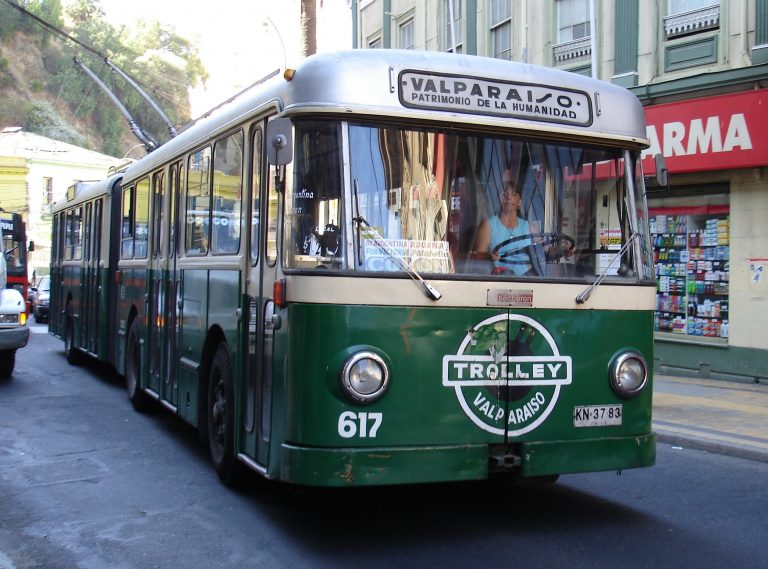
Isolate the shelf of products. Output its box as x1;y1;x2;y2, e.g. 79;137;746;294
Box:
650;212;729;339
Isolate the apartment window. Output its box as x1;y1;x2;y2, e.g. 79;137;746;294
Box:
557;0;591;43
444;0;463;53
669;0;717;14
399;19;415;50
665;0;720;39
553;0;593;65
490;0;512;60
43;177;53;204
369;36;382;49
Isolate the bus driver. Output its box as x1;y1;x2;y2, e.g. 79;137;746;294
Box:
473;173;534;275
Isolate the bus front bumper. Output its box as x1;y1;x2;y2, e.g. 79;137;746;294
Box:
279;433;656;487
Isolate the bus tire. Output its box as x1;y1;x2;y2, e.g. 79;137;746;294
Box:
126;320;150;412
64;307;82;365
207;343;245;486
0;350;15;379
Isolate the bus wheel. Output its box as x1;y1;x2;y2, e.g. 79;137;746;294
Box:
0;350;15;379
64;307;82;365
207;343;244;486
126;320;150;412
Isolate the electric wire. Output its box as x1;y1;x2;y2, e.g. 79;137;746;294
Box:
0;0;190;114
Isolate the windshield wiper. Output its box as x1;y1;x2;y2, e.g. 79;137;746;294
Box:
353;179;442;301
575;232;638;304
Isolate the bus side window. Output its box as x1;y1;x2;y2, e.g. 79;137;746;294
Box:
250;126;263;265
71;206;82;260
122;184;135;258
211;130;243;255
186;146;212;255
134;178;150;258
152;171;165;258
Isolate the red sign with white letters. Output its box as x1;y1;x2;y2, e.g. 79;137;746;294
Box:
641;89;768;174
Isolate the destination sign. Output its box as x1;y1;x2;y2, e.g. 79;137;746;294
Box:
399;70;593;127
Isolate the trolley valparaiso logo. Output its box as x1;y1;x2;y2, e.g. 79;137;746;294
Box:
442;314;572;436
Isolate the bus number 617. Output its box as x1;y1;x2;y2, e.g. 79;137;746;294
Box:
338;411;383;439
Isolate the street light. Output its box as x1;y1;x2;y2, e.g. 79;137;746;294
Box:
262;16;287;69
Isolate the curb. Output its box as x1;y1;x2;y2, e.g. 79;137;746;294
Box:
656;430;768;464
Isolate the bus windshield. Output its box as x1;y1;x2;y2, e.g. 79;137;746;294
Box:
285;120;652;282
0;219;27;277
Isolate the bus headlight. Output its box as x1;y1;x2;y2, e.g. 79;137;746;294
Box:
609;352;648;398
340;352;389;403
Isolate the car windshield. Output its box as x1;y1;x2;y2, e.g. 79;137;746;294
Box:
284;120;653;282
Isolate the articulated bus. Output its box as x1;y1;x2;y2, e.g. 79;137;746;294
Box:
50;50;656;487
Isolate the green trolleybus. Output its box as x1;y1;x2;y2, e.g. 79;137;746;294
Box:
50;50;657;487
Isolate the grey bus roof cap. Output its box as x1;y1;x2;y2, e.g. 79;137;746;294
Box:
123;49;649;182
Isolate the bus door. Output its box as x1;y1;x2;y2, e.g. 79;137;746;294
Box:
162;163;181;407
148;171;165;396
242;120;286;467
81;202;93;351
88;199;104;354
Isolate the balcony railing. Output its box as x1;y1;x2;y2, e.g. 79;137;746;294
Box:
553;36;592;63
664;4;720;39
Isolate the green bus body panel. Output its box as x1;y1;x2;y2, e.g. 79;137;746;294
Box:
96;267;111;360
277;433;656;487
279;443;489;487
520;433;657;477
177;268;240;425
116;268;148;376
264;303;654;484
51;266;112;362
208;270;241;348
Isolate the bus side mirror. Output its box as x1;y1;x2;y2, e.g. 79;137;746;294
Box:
654;154;669;188
28;241;35;252
267;118;293;166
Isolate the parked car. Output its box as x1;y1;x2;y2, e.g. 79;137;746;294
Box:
29;275;50;323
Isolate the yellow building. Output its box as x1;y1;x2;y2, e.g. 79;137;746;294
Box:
0;127;122;280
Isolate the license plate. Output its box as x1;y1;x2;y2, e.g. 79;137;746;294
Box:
573;405;622;427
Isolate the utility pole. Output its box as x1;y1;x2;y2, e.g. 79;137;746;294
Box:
301;0;317;57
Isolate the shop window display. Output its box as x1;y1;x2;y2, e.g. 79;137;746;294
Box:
650;208;729;339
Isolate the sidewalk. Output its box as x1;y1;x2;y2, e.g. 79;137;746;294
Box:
653;374;768;463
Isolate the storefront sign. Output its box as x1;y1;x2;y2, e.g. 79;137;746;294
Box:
642;89;768;174
399;71;593;126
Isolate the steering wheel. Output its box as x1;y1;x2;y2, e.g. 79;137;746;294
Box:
491;232;576;263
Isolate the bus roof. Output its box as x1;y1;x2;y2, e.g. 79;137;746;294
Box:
123;50;649;182
50;173;123;214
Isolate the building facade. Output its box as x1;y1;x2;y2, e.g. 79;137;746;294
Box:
352;0;768;382
0;127;122;281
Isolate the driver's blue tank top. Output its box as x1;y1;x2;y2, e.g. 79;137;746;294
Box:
488;215;532;275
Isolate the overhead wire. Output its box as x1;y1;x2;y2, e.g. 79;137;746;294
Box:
0;0;190;116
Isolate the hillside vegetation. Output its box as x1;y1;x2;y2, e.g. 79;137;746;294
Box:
0;0;208;157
